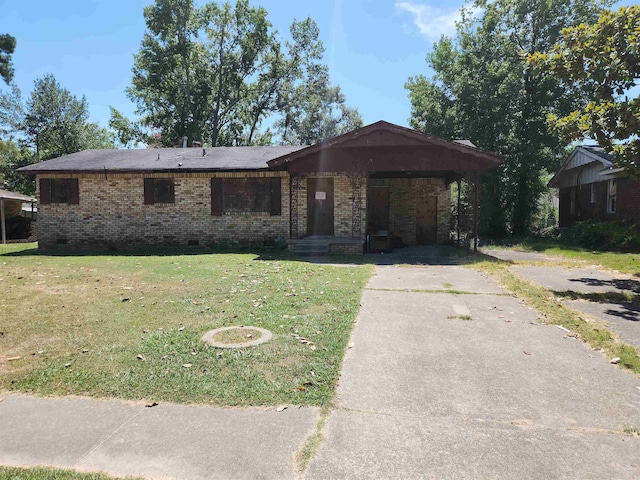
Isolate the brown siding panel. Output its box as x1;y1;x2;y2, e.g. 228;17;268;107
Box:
143;178;155;205
39;178;51;205
211;178;222;216
270;177;281;216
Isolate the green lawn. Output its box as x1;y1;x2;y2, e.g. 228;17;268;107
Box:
0;466;140;480
0;243;372;406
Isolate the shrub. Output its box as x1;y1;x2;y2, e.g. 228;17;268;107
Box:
559;221;640;252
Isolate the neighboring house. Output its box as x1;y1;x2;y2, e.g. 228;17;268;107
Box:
18;121;501;253
0;188;37;243
548;146;640;227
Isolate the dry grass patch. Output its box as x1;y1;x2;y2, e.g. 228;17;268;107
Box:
0;245;372;405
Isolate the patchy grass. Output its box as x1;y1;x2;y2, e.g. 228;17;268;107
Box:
295;406;332;473
0;244;372;406
484;238;640;276
0;466;141;480
447;314;473;321
475;258;640;375
212;327;264;344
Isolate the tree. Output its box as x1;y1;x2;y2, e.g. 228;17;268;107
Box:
23;74;114;159
276;64;363;145
128;0;360;146
109;107;151;148
0;34;16;85
527;6;640;174
406;0;610;236
0;140;37;195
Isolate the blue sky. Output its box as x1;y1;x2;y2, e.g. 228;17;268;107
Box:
0;0;634;133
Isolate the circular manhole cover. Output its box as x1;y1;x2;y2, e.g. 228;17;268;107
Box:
201;326;273;349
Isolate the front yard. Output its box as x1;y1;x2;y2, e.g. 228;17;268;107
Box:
0;244;372;406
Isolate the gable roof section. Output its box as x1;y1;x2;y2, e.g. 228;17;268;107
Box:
268;121;502;173
548;146;614;188
18;146;306;174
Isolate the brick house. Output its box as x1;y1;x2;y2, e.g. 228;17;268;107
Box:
549;146;640;227
19;121;501;253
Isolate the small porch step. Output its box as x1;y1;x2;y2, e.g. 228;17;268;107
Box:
288;236;364;256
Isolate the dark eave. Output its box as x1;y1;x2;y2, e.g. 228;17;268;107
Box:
268;121;502;172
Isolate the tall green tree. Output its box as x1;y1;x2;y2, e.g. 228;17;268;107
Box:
528;6;640;174
276;63;363;145
406;0;610;235
23;74;114;159
128;0;360;146
0;34;16;85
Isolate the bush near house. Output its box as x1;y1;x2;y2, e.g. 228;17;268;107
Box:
558;221;640;252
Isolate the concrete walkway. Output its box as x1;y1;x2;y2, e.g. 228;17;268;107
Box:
0;395;317;479
306;264;640;479
512;265;640;350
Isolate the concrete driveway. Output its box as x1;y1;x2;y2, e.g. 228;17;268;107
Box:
307;264;640;479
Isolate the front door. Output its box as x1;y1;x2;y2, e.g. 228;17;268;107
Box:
416;196;437;244
307;177;334;236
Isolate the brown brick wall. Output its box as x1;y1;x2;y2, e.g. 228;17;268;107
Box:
290;173;367;239
36;172;289;249
388;178;450;245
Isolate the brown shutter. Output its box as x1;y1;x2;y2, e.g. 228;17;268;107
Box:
211;178;222;216
39;178;51;205
270;177;281;216
67;179;79;204
143;178;155;205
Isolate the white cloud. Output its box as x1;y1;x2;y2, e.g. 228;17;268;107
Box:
395;1;477;42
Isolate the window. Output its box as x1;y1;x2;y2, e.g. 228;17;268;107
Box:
569;187;576;215
590;183;595;204
144;178;175;204
607;179;617;213
211;177;281;216
39;178;79;205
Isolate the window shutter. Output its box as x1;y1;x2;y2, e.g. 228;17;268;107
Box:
68;179;79;204
211;178;222;216
270;177;282;216
39;179;51;205
143;178;155;205
269;177;282;216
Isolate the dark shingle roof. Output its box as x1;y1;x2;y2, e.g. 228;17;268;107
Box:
18;146;306;174
581;145;614;162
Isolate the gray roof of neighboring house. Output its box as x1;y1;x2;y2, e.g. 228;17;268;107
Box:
17;146;306;174
0;188;36;202
581;145;614;163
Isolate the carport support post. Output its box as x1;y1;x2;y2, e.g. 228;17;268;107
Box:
473;171;479;253
1;198;6;244
456;179;461;247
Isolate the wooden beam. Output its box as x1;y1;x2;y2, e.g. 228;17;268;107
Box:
473;172;479;253
1;198;6;245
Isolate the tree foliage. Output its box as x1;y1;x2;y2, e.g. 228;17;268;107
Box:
527;6;640;174
0;74;115;194
128;0;359;146
406;0;610;235
0;34;16;85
